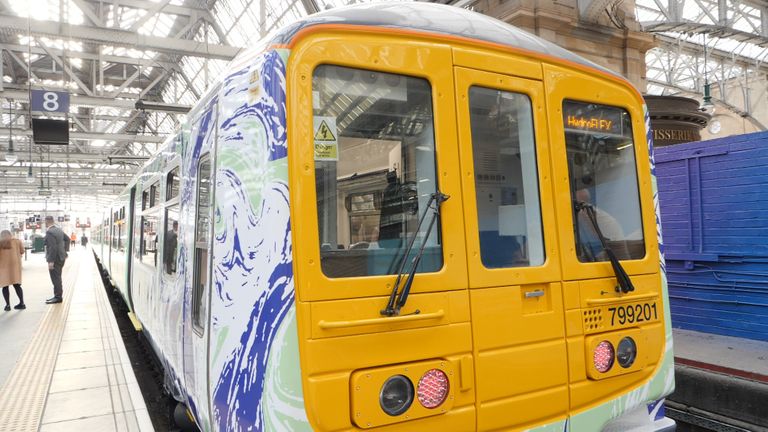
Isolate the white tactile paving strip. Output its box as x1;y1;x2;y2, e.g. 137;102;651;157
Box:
0;250;154;432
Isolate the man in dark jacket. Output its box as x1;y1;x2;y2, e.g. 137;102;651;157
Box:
44;216;67;304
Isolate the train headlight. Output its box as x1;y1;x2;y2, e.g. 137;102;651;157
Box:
417;369;449;409
616;337;637;368
379;375;414;416
593;340;615;373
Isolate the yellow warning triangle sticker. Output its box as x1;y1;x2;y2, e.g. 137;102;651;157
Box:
314;120;336;141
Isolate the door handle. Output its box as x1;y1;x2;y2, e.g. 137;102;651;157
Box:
318;309;445;330
524;290;545;298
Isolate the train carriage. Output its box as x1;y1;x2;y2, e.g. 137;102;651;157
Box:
95;3;675;431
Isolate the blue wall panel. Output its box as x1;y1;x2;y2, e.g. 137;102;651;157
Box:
656;131;768;341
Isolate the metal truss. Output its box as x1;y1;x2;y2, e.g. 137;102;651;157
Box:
0;0;239;209
637;0;768;129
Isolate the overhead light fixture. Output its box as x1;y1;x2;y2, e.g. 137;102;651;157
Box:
699;34;715;115
135;99;190;114
4;147;17;163
700;82;714;114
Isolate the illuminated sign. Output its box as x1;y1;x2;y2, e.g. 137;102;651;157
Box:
566;116;613;132
563;101;629;137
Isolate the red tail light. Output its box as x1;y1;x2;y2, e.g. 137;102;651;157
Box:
593;341;615;373
417;369;449;409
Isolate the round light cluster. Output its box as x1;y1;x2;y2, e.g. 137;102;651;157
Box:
593;340;615;373
379;375;414;416
616;337;638;368
417;369;450;409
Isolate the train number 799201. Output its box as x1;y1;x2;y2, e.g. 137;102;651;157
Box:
608;303;658;326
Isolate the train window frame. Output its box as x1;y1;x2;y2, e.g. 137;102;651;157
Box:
149;182;160;208
311;63;444;279
138;209;161;267
467;85;545;269
542;64;658;280
191;153;212;335
562;99;646;263
288;35;468;302
166;167;180;201
162;203;180;278
111;211;118;250
453;67;561;289
117;206;126;252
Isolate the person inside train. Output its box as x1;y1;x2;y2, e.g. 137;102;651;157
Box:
574;187;627;262
0;230;26;311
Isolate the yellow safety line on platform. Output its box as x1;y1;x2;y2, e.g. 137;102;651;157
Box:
0;254;81;432
127;312;143;332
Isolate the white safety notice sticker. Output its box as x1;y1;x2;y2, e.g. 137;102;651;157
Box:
313;116;338;161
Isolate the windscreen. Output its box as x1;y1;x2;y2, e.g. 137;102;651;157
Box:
563;100;645;262
313;65;442;278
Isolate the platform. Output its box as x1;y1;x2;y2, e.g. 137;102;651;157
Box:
0;249;154;432
669;328;768;430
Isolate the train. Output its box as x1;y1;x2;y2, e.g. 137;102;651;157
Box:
91;2;676;431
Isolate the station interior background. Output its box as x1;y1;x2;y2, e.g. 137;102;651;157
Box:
0;0;766;233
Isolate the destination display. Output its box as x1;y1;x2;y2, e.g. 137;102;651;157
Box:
563;101;631;137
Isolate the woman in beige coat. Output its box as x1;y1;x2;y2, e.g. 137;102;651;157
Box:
0;230;25;310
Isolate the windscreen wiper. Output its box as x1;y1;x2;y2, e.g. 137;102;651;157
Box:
575;201;635;294
381;191;450;317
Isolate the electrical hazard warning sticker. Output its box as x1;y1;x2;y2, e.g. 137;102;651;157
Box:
313;116;338;161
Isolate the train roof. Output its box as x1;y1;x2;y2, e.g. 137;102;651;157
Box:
272;2;621;79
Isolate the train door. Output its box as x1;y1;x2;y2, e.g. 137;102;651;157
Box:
542;64;667;419
290;35;474;431
452;62;569;429
183;105;217;429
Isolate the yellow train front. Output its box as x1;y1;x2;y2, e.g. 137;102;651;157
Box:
95;3;675;431
286;4;673;431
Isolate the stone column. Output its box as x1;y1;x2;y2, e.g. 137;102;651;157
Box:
472;0;656;91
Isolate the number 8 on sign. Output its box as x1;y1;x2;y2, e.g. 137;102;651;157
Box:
43;92;59;112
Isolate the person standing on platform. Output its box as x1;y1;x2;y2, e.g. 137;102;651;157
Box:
70;232;77;248
44;216;67;304
0;230;25;311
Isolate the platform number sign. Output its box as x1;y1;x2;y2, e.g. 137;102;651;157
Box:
30;90;70;114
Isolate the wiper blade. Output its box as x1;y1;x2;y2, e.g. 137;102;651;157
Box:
381;191;450;317
575;200;635;294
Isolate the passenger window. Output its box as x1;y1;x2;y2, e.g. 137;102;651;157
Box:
563;100;644;262
469;87;544;268
111;211;118;250
163;205;179;275
150;182;160;207
166;167;180;201
312;64;442;278
117;207;126;252
192;155;211;332
139;214;159;266
142;191;149;210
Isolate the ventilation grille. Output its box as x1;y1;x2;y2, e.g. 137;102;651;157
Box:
583;308;604;332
